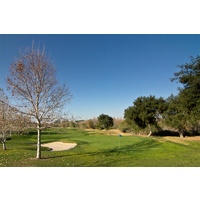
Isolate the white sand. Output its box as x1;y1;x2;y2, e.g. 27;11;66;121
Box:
41;142;77;151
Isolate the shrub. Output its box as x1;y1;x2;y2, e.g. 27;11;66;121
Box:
69;121;76;128
97;114;114;130
87;119;94;129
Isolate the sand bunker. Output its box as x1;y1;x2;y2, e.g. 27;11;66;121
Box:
41;142;77;151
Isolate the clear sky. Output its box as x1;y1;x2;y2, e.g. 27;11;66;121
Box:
0;34;199;119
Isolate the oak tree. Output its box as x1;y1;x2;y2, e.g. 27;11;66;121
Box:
97;114;114;130
167;55;200;136
124;96;167;136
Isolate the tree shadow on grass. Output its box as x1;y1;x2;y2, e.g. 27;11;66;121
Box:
28;131;61;136
152;130;180;137
104;139;160;154
152;130;200;137
46;154;72;159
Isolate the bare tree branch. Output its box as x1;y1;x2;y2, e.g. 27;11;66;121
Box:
6;44;72;158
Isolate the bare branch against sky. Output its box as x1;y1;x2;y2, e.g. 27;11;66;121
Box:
6;43;72;158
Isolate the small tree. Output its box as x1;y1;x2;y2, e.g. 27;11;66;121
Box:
87;119;94;129
6;44;72;158
97;114;113;130
0;89;14;150
14;113;31;135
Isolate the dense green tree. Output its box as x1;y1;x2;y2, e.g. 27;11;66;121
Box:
171;55;200;111
167;55;200;136
97;114;113;130
171;56;200;91
124;96;168;136
165;94;188;137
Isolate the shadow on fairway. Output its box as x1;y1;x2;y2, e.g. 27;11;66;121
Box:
104;139;160;154
152;130;180;137
152;130;200;137
26;137;161;160
28;131;61;136
43;154;71;159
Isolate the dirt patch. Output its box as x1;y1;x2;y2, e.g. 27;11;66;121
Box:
161;137;189;145
85;128;132;136
154;136;200;145
106;129;132;136
41;142;77;151
182;136;200;141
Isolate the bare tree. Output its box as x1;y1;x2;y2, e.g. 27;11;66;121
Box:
13;113;31;135
6;44;72;158
0;89;13;150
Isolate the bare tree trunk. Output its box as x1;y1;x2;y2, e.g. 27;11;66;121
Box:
148;131;153;137
2;131;6;150
6;44;72;160
179;132;184;138
36;123;41;159
3;140;6;150
178;129;185;138
147;124;153;137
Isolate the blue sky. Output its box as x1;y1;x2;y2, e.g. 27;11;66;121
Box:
0;34;199;119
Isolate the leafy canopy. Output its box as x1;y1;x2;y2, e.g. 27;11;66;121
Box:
124;95;167;130
97;114;114;130
171;55;200;111
167;55;200;131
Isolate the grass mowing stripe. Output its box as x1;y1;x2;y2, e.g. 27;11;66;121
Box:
1;128;200;167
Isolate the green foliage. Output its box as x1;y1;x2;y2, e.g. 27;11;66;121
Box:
69;121;77;128
124;96;167;133
118;121;132;133
171;55;200;90
165;94;188;135
172;56;200;114
166;55;200;135
97;114;114;130
79;122;87;129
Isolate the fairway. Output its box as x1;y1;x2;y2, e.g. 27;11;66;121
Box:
1;128;200;167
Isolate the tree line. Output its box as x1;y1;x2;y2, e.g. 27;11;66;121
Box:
67;55;200;138
124;55;200;137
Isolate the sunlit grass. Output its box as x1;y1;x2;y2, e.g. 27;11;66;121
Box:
1;128;200;167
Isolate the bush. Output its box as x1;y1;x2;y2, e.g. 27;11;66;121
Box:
69;121;76;128
87;119;94;129
113;118;124;129
79;122;87;129
118;121;131;133
97;114;114;130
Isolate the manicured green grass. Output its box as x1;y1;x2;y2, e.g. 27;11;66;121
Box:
1;128;200;167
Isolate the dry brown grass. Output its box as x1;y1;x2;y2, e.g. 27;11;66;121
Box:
85;128;200;145
85;128;132;136
153;135;200;145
